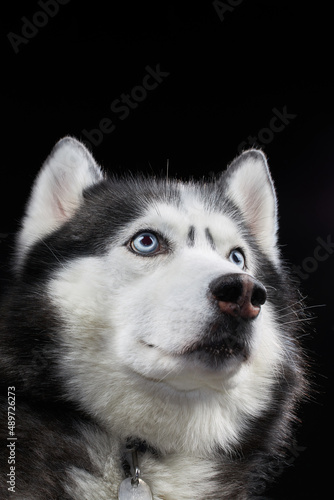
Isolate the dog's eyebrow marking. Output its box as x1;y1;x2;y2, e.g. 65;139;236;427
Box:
205;228;215;249
187;226;195;247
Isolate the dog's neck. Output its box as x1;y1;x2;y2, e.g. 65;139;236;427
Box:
117;436;222;500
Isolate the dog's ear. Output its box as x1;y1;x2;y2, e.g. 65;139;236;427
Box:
16;137;104;269
223;150;278;258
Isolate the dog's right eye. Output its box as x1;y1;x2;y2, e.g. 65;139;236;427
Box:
130;232;160;255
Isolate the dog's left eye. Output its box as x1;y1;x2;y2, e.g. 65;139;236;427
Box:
130;232;160;255
229;249;245;268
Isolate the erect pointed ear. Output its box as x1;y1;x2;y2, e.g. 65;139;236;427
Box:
16;137;104;268
224;150;278;258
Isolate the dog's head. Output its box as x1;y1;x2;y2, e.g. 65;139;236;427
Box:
13;138;299;452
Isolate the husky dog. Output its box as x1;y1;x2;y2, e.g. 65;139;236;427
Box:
0;138;306;499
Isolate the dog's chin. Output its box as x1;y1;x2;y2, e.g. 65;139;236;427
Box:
162;350;248;392
138;334;251;392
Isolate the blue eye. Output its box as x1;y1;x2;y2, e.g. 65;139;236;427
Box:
131;232;160;255
229;249;245;268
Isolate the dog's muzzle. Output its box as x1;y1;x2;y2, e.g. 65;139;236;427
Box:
209;273;267;320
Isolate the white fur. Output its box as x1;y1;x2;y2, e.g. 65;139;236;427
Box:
64;427;221;500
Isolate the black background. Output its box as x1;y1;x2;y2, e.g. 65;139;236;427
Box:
1;1;333;498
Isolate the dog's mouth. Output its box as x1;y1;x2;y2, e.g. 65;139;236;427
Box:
183;314;253;366
141;319;252;369
182;340;243;358
180;336;249;367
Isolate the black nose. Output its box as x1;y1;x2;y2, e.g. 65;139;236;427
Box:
209;273;267;320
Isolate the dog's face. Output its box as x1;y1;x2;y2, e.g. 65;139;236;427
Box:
15;138;286;451
80;201;268;390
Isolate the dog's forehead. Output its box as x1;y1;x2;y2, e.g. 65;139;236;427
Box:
136;183;241;245
178;182;209;213
101;178;246;251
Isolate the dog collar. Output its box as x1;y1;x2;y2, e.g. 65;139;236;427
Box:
118;441;153;500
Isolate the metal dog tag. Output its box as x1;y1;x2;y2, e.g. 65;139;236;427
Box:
118;477;153;500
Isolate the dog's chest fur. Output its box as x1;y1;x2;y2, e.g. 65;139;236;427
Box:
65;430;242;500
